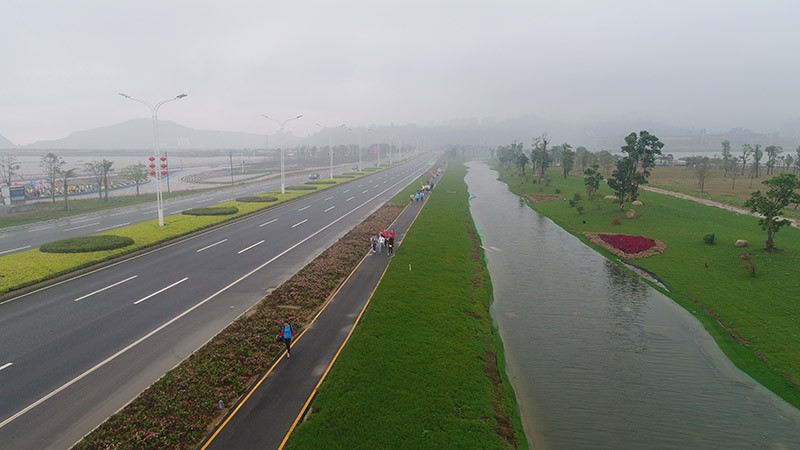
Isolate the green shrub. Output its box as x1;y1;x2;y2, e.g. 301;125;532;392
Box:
568;199;578;207
555;188;561;194
305;180;336;185
286;185;317;191
572;192;582;202
182;206;239;216
577;206;585;215
40;235;135;253
704;233;716;244
336;175;356;178
236;196;278;203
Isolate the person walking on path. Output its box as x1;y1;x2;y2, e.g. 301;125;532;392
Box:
387;235;394;256
378;234;385;254
371;235;377;253
279;321;296;358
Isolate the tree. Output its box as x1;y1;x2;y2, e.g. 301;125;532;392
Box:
749;144;763;187
721;140;732;178
530;133;550;182
560;143;575;178
120;164;149;196
764;145;782;176
59;168;79;210
575;146;591;171
583;163;604;200
515;150;529;176
743;173;800;251
607;156;641;211
730;156;741;190
40;153;65;203
1;154;21;185
696;157;711;192
741;144;752;175
597;150;615;175
84;159;114;201
619;130;663;201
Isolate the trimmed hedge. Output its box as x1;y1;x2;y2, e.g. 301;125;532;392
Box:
236;196;278;203
286;185;317;191
182;207;239;216
40;235;135;253
305;180;336;185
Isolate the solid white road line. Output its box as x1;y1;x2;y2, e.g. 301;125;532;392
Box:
259;218;278;228
134;278;189;305
362;190;368;194
342;189;350;193
141;210;156;216
323;196;334;201
96;222;130;232
27;225;56;232
63;222;100;232
0;246;31;256
298;205;311;211
291;219;308;228
346;196;355;202
0;363;12;371
196;239;228;253
69;217;97;224
108;211;129;217
238;240;265;254
74;275;138;302
324;206;335;212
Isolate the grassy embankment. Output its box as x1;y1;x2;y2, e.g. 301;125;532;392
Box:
286;162;526;449
496;165;800;410
0;173;370;297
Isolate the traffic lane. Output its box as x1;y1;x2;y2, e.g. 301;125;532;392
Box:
0;160;438;428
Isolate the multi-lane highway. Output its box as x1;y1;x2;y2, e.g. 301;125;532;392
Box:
0;157;435;450
0;164;364;257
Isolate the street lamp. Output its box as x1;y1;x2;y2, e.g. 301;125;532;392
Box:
367;128;380;167
263;114;302;194
316;123;345;180
119;92;187;226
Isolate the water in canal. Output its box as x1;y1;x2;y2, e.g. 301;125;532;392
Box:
465;161;800;450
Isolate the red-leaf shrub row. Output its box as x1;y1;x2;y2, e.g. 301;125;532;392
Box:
583;232;666;259
75;204;404;450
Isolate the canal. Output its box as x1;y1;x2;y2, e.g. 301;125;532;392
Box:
465;161;800;449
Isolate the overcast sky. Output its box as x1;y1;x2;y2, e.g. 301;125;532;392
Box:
2;0;798;145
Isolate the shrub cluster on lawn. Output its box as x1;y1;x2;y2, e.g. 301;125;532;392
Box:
182;207;239;216
236;196;278;203
74;203;404;450
39;235;135;253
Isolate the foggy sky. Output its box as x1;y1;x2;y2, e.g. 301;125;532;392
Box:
2;0;798;145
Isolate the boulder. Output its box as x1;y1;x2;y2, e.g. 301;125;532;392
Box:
604;195;617;201
626;209;638;219
735;239;748;247
632;200;644;206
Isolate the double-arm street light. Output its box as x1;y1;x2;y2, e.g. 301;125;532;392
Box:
119;92;188;226
263;114;302;194
316;122;345;180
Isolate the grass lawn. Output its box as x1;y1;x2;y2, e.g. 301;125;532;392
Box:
286;162;525;449
647;165;800;220
497;166;800;410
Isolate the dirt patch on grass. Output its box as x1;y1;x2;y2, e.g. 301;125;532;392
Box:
526;194;561;203
486;351;517;446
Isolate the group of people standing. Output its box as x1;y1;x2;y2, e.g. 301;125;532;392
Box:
371;229;396;256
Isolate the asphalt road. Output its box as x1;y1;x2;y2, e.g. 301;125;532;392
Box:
0;163;373;256
0;157;435;450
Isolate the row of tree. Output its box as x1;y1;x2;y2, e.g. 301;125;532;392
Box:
0;153;151;210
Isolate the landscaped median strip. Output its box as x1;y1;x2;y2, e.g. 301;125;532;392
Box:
0;170;379;299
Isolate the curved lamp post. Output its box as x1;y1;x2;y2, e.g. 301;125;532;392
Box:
263;114;302;194
119;92;187;226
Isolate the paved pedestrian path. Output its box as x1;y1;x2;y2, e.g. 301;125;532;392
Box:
200;196;429;449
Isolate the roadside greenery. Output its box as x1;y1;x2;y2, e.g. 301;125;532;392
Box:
286;162;524;449
0;171;377;297
181;206;239;216
495;163;800;409
74;203;405;450
39;235;134;253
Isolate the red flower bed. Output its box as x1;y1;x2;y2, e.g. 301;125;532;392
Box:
599;233;656;254
583;232;666;259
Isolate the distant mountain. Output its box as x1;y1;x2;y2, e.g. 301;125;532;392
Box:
0;134;15;149
25;119;301;150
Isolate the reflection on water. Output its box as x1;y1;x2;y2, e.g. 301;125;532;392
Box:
466;161;800;450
